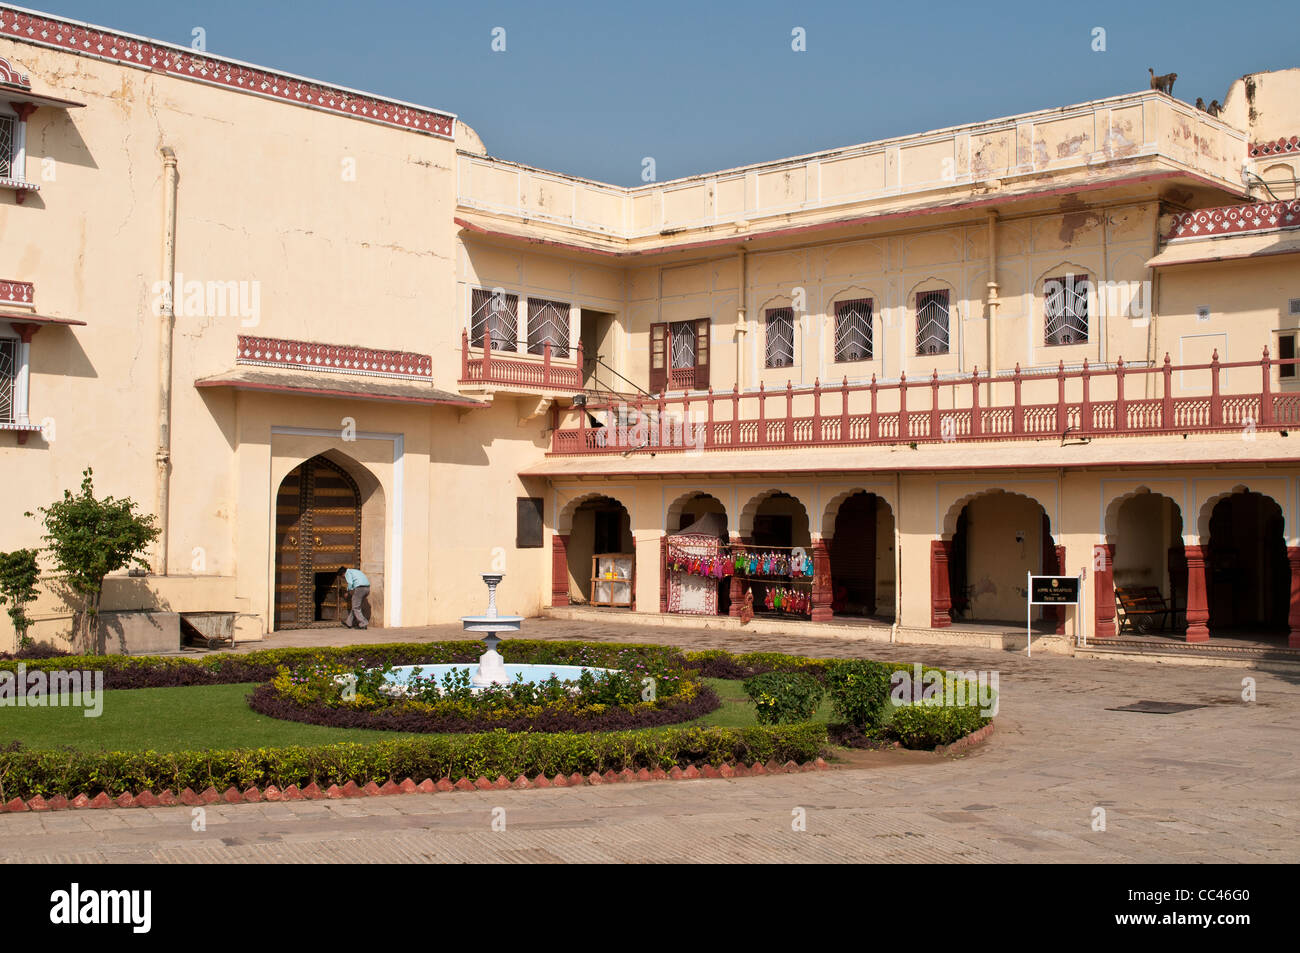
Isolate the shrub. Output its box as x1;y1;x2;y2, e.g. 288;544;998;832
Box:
0;548;40;649
824;660;898;730
742;671;824;725
889;703;989;749
0;724;829;801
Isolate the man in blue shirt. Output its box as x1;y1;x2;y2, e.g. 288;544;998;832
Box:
336;566;370;629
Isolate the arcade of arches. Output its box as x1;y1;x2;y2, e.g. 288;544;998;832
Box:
548;481;1300;647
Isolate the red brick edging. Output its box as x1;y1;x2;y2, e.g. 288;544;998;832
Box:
934;720;994;756
0;758;831;814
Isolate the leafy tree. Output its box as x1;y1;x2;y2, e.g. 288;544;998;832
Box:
0;548;40;649
28;468;159;654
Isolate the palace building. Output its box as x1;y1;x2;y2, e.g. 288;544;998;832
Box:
3;5;1300;652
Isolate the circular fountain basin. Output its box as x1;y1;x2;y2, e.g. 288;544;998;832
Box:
382;663;613;692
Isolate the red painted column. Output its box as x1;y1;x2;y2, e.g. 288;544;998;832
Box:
1054;544;1067;635
1093;544;1116;639
550;534;570;607
930;540;952;628
659;535;669;614
811;538;833;622
728;535;746;618
1183;544;1210;643
1287;547;1300;648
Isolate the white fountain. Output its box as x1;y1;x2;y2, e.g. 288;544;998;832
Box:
461;572;524;687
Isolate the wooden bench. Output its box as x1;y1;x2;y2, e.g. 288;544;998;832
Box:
1115;585;1172;634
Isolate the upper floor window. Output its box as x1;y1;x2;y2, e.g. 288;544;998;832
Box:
915;290;950;356
650;320;709;392
765;307;795;368
834;298;873;362
469;287;519;351
1044;274;1089;346
0;335;16;424
526;297;570;358
0;114;16;180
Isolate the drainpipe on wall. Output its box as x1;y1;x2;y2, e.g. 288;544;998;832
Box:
736;247;747;391
154;146;178;576
985;212;999;404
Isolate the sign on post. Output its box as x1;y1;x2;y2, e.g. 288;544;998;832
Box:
1026;572;1084;657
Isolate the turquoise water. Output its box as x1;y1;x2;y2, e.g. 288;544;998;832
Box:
382;663;613;688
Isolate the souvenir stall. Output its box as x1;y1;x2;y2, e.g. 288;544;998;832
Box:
730;543;813;618
665;512;731;615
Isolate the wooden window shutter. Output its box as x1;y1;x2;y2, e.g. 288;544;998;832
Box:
649;322;668;394
693;319;710;390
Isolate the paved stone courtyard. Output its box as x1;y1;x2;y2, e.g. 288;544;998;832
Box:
2;617;1297;863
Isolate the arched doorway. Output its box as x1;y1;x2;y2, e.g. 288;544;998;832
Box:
737;491;814;619
827;492;895;620
665;492;730;616
274;455;362;630
1110;492;1185;635
1206;492;1289;636
567;495;634;607
946;491;1055;625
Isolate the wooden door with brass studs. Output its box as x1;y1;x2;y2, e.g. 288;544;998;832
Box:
273;455;362;630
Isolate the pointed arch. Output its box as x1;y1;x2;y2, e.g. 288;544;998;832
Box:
738;487;814;540
1196;484;1285;543
665;490;727;533
557;489;635;534
821;485;894;539
1103;485;1183;543
941;487;1053;538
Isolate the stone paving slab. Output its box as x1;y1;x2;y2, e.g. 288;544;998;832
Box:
4;616;1299;862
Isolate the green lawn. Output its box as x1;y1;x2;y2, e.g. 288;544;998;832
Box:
0;679;832;752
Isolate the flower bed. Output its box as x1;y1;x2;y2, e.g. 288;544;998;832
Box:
248;660;720;734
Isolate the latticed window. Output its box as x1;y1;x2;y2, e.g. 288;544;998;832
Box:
0;337;16;424
0;116;13;180
670;321;697;369
527;297;570;358
469;287;519;351
834;298;873;362
1044;274;1090;346
915;290;950;356
765;307;795;368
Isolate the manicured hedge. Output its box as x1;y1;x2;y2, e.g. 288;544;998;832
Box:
0;725;828;801
247;680;721;734
890;704;990;749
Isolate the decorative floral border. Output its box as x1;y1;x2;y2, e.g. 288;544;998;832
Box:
1164;198;1300;241
0;278;34;305
236;334;434;380
0;6;454;138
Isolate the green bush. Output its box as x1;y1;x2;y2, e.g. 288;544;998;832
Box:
889;703;989;749
742;671;824;724
0;724;828;800
824;660;898;729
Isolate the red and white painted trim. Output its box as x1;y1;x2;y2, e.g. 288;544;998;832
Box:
237;335;433;380
1250;135;1300;158
0;278;33;306
0;5;454;139
1165;198;1300;241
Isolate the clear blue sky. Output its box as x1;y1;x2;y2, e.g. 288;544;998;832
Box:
26;0;1300;185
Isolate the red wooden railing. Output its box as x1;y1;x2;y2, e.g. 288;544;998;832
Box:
460;329;584;390
551;349;1300;454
